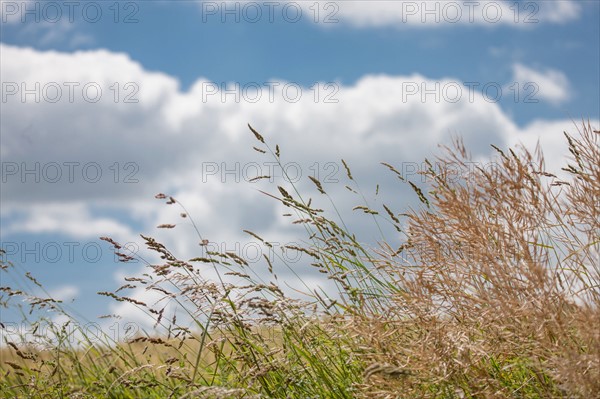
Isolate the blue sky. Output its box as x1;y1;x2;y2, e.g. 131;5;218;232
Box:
1;0;599;336
2;1;599;123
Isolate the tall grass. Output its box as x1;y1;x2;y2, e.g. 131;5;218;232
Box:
1;121;598;398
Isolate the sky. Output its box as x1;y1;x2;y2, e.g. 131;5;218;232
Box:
1;0;599;340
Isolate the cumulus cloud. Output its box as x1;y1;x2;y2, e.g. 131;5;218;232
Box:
1;43;590;240
1;44;596;324
510;63;571;105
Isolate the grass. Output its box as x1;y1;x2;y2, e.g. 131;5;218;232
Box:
1;121;599;398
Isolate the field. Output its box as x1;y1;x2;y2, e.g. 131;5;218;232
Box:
1;122;598;398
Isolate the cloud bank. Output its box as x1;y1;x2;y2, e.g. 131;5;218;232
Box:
1;43;594;325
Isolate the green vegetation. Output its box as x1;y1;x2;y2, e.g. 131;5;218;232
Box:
1;122;598;398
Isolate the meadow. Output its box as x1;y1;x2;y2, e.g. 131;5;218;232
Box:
1;122;598;398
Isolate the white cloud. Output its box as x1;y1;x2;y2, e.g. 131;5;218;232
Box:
507;118;590;177
535;0;582;24
2;44;592;232
510;63;571;105
4;203;135;241
322;0;582;28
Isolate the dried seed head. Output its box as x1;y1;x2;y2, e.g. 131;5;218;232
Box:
157;224;176;229
248;124;265;143
341;159;353;180
309;176;326;194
